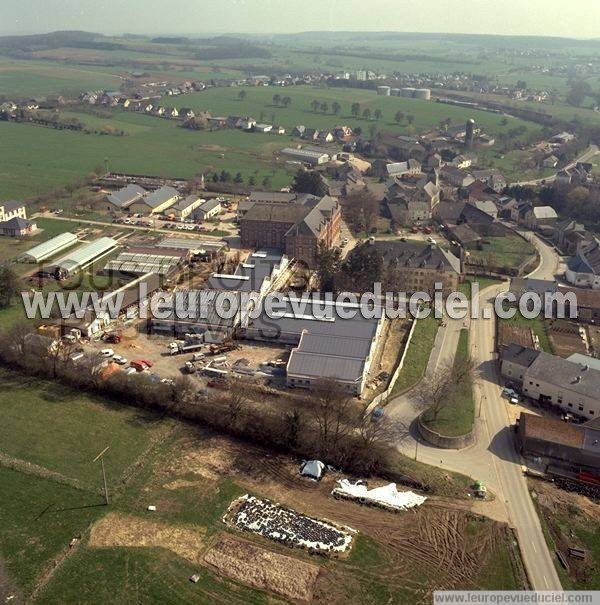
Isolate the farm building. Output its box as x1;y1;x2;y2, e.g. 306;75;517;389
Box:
56;237;118;277
95;184;146;213
517;412;600;474
166;196;205;219
22;232;79;263
281;148;330;166
128;186;180;215
193;198;222;221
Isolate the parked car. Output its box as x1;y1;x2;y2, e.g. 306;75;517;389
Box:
100;348;114;358
113;355;128;365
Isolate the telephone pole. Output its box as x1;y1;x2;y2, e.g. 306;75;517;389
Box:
93;446;110;505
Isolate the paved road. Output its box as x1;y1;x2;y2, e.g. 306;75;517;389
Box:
32;212;228;241
510;144;598;187
387;231;562;590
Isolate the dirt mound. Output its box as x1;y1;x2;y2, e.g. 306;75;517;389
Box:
89;512;205;565
204;535;320;602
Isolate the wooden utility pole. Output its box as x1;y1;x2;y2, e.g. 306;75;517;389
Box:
93;446;110;505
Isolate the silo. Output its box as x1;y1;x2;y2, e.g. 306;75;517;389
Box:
377;86;391;96
400;87;416;97
390;88;401;96
413;88;431;100
465;118;475;149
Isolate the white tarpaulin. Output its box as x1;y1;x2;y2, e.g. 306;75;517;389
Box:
332;480;427;511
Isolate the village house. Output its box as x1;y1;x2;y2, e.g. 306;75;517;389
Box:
0;200;27;223
524;206;558;232
0;217;37;237
565;237;600;290
553;219;587;255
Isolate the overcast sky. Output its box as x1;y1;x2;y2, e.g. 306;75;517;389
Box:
1;0;599;38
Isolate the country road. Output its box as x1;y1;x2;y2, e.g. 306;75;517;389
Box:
510;144;598;187
386;230;562;590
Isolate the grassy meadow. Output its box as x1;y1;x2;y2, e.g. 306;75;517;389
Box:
0;84;543;201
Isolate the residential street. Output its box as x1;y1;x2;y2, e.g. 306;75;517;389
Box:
510;144;598;187
387;231;562;590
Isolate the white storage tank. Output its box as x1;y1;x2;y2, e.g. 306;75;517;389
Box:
413;88;431;100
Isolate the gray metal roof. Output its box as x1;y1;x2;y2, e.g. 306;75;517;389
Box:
107;184;146;208
527;352;600;400
143;185;179;208
295;332;372;359
247;296;380;341
287;350;366;383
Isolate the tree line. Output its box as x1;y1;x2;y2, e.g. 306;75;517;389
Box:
0;321;422;483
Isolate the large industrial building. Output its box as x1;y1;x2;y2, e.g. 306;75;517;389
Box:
150;250;289;340
244;295;384;396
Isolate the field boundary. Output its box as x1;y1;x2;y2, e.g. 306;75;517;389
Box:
0;452;93;494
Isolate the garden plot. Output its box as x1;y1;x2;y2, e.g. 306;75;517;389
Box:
203;535;320;602
225;495;355;555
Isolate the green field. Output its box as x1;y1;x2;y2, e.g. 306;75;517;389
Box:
0;369;169;490
0;58;124;98
167;85;541;140
0;113;294;200
0;370;172;597
421;329;475;437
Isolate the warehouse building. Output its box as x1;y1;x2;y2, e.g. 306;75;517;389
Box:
128;185;180;215
281;147;330;166
22;232;79;263
244;295;384;396
166;195;205;219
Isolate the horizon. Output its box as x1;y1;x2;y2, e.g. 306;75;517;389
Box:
2;0;600;39
1;28;600;42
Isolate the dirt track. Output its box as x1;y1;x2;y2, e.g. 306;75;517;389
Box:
167;429;507;599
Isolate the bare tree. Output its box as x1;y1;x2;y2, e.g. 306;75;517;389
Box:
308;379;355;460
414;365;457;422
226;379;251;427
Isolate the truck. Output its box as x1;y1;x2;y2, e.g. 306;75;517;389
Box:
207;343;239;356
168;342;205;356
